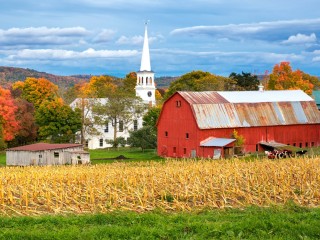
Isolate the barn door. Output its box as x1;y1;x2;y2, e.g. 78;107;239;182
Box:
191;150;196;158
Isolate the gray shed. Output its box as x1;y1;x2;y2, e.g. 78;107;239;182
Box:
6;143;90;166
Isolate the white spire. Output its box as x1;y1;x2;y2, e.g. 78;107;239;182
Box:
140;22;151;71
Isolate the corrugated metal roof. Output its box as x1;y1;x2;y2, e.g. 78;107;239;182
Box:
178;91;320;129
178;91;229;104
7;143;83;152
218;90;314;103
200;137;236;147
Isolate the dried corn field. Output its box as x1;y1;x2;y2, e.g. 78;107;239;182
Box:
0;157;320;216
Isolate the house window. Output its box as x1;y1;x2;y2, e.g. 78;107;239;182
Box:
39;154;42;158
186;133;189;139
54;152;59;158
176;100;181;107
104;122;109;132
133;120;138;131
173;147;176;154
99;138;103;147
119;121;124;132
165;131;168;137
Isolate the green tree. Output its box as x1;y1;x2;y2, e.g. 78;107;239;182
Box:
143;106;162;131
229;72;259;90
127;126;157;151
36;99;81;143
120;72;137;96
164;70;234;100
92;89;146;147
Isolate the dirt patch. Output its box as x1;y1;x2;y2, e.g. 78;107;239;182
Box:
92;155;130;161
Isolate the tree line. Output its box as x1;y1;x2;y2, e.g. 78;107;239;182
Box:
0;61;318;150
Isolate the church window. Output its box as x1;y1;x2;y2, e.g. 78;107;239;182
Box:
146;77;148;84
99;139;103;147
141;77;144;84
150;77;152;84
119;121;124;132
133;120;138;131
104;122;109;132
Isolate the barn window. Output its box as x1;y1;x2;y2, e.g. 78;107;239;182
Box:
255;144;259;152
183;148;187;155
104;122;109;132
186;133;189;139
119;121;124;132
311;142;315;147
299;143;302;148
133;120;138;131
305;142;308;148
165;131;168;137
99;138;103;147
54;152;59;158
176;100;181;107
293;143;296;147
173;147;176;154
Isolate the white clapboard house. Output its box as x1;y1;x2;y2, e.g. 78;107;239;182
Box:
70;24;156;149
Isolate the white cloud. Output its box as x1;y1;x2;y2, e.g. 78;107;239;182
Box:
116;35;144;45
8;48;139;60
93;29;116;43
282;33;317;44
0;27;89;46
170;18;320;42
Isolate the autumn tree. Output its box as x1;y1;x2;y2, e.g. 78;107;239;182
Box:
164;70;235;100
229;72;259;90
0;86;20;145
268;62;314;95
12;77;59;109
36;98;81;143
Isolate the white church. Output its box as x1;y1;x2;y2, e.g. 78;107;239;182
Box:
70;24;156;149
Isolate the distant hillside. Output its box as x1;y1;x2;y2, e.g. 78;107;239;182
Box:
0;66;179;89
155;76;179;88
0;67;92;88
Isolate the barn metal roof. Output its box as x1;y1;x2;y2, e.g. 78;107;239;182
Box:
178;90;320;129
7;143;83;152
200;137;236;147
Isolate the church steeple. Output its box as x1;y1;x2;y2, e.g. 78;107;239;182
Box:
135;22;156;106
140;23;151;71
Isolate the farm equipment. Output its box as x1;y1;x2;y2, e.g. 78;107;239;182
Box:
260;141;307;159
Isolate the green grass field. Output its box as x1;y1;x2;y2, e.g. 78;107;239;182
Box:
0;204;319;239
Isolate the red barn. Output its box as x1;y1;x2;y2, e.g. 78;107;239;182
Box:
157;90;320;158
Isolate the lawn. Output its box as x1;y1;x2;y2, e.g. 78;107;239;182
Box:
0;204;319;239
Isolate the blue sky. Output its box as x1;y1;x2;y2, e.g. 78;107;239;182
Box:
1;0;320;77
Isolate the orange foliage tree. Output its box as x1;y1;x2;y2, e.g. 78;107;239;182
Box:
0;87;20;142
12;77;59;109
267;62;314;95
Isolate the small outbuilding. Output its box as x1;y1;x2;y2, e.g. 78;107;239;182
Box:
6;143;90;166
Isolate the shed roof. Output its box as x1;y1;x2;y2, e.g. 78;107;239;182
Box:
177;90;320;129
7;143;83;152
200;137;236;147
